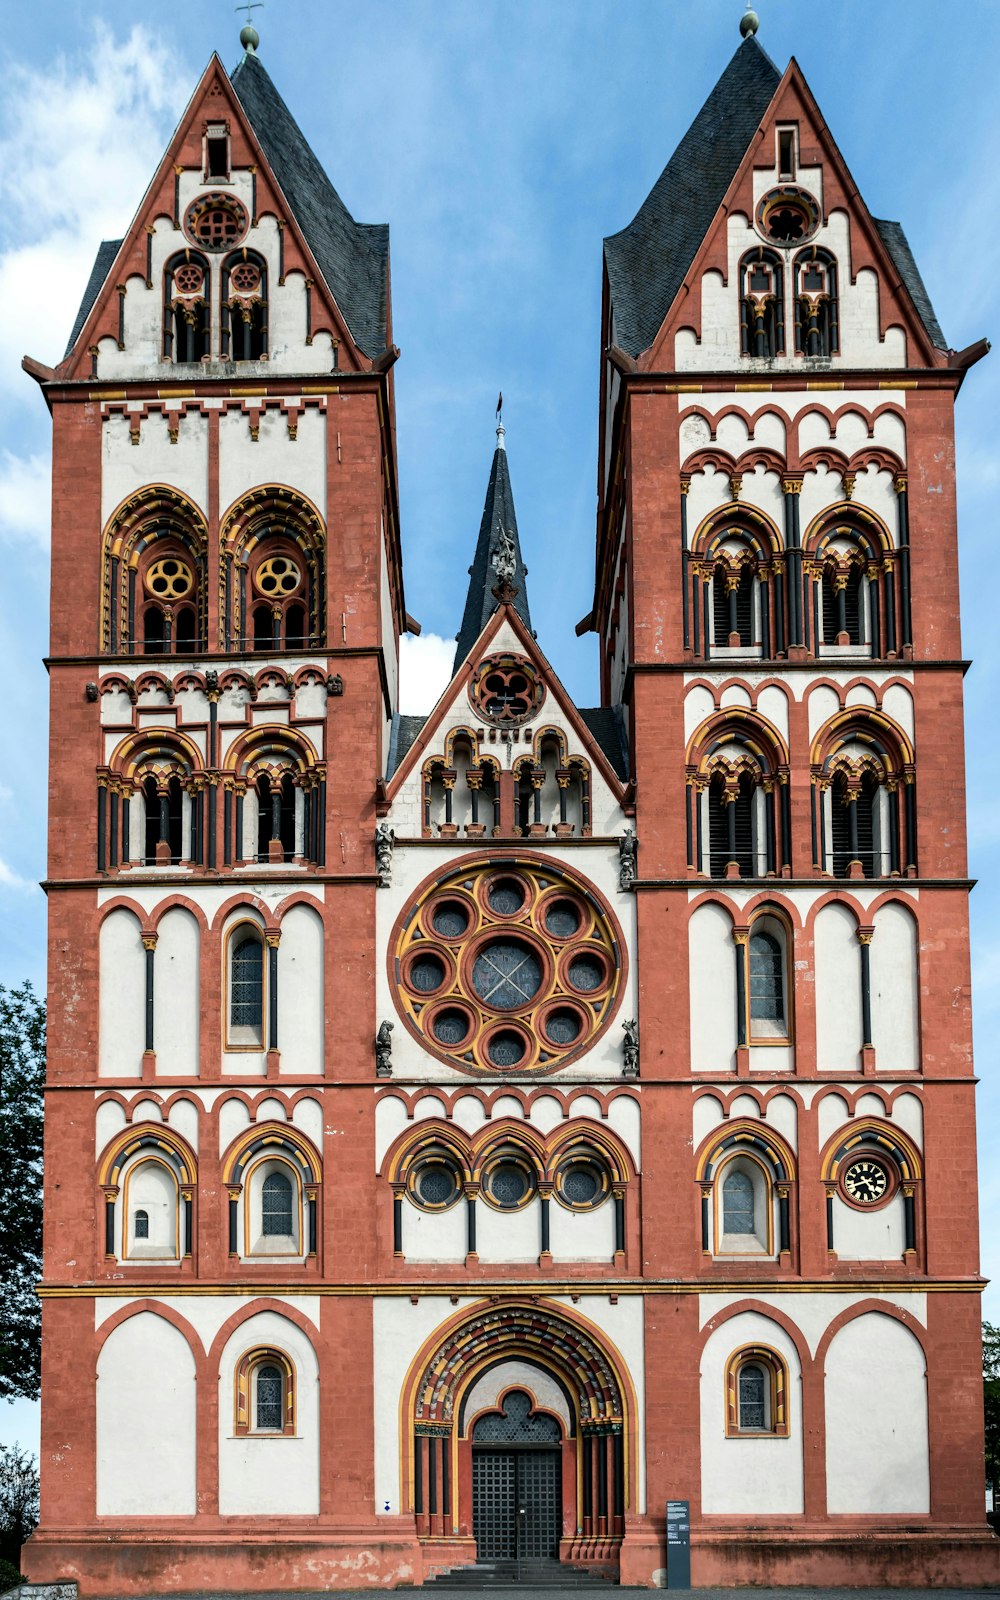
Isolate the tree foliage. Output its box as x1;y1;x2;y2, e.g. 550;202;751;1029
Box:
0;1443;39;1569
985;1321;1000;1491
0;983;45;1401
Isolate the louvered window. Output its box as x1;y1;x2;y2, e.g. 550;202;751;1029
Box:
822;566;862;644
830;775;877;877
708;778;755;877
712;568;754;648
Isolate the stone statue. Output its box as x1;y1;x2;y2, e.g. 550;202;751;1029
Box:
618;828;638;892
375;822;394;887
492;525;517;587
375;1020;394;1077
622;1018;639;1079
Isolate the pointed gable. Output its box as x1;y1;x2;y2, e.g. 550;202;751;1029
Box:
230;53;389;358
453;425;533;674
604;37;781;361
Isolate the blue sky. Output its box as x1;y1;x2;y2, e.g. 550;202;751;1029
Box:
1;1;998;1452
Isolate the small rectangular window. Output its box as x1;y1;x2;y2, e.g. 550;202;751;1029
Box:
778;128;795;180
206;125;229;179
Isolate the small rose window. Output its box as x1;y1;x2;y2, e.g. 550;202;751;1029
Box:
470;652;544;725
185;192;249;251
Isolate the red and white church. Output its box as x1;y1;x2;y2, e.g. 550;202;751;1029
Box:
21;13;998;1591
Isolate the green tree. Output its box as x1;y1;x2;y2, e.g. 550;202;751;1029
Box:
985;1321;1000;1502
0;1443;40;1571
0;983;45;1401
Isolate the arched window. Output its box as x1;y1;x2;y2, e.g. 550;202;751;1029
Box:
708;773;755;878
262;1171;293;1237
222;251;268;362
141;774;184;865
722;1170;754;1234
794;248;839;357
138;546;202;656
256;772;296;862
712;565;754;650
133;1209;149;1240
122;1156;180;1259
830;771;879;878
234;1347;296;1436
725;1346;789;1437
739;248;785;358
748;920;789;1040
821;564;864;646
163;252;210;363
248;540;310;651
255;1363;284;1429
228;928;265;1047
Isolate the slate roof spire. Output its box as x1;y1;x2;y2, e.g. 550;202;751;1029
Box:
453;420;532;674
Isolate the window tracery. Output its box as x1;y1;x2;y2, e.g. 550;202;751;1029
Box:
222;249;268;361
163;251;210;363
724;1345;789;1437
739;247;785;358
101;489;208;656
794;247;839;356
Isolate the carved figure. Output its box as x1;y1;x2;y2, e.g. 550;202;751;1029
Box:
492;525;517;587
375;1020;394;1077
375;822;395;887
618;828;638;891
622;1018;639;1079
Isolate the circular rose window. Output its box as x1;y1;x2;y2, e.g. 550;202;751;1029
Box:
390;857;624;1075
755;185;821;246
185;192;249;251
470;653;544;725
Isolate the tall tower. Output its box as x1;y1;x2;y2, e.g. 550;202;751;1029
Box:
587;19;996;1585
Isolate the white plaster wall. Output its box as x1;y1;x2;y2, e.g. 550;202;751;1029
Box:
96;1098;127;1155
278;903;324;1075
825;1314;929;1512
153;907;200;1076
218;404;327;522
402;1200;467;1264
218;1310;320;1516
689;903;737;1073
684;684;716;743
96;1312;196;1513
692;1094;726;1151
817;1093;850;1153
814;904;862;1072
892;1092;924;1146
871;902;919;1073
832;1192;905;1260
700;1310;803;1515
169;1095;200;1151
699;1290;926;1352
101;409;209;526
100;909;146;1078
549;1198;616;1261
219;1094;252;1154
477;1198;541;1263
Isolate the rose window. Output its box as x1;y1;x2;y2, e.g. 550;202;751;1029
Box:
230;261;262;295
255;554;301;596
185;192;249;250
173;263;204;296
470;653;544;725
391;858;623;1075
755;185;821;246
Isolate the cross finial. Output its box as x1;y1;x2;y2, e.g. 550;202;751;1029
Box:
236;0;264;53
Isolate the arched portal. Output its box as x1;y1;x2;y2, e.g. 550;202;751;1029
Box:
402;1300;635;1571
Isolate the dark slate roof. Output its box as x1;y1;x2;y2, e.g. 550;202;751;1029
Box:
580;706;630;782
65;239;123;358
387;713;428;778
873;217;946;351
231;52;389;358
604;37;781;360
453;433;533;674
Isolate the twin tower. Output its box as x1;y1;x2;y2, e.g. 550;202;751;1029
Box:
24;23;997;1593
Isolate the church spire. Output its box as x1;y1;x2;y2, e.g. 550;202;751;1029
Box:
453;417;532;673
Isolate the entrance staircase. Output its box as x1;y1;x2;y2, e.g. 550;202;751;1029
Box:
425;1560;618;1587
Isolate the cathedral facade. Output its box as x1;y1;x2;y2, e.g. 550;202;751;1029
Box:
23;19;998;1591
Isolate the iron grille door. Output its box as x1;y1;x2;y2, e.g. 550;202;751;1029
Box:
473;1451;517;1561
517;1451;561;1561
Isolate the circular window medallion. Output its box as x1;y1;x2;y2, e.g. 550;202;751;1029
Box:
230;261;261;295
413;1163;459;1209
146;555;194;600
254;554;301;597
484;1159;533;1209
755;185;821;246
470;653;544;725
185;192;249;250
840;1154;894;1208
391;856;624;1076
173;263;205;297
558;1160;606;1209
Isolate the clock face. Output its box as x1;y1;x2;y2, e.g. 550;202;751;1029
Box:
842;1158;889;1206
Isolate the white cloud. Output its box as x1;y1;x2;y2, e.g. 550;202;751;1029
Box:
0;449;51;549
399;632;455;715
0;24;187;385
0;857;37;893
